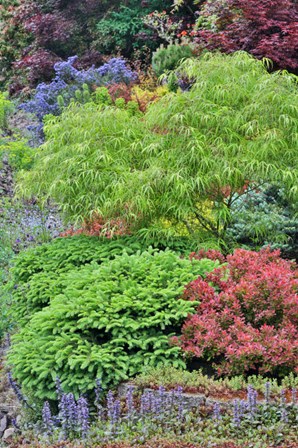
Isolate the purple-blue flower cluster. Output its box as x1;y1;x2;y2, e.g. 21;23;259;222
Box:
20;56;138;138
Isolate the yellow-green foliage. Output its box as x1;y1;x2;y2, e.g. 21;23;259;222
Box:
0;138;34;170
0;92;12;130
8;239;218;400
17;52;298;245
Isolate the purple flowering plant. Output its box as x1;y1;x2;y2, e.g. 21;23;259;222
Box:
34;379;298;444
20;56;138;138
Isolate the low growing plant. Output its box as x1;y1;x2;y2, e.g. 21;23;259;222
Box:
8;249;218;399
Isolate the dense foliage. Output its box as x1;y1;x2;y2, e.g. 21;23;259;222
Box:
18;53;298;249
8;247;217;399
20;56;137;139
0;0;173;90
10;234;198;322
226;185;298;261
193;0;298;74
175;248;298;376
152;44;193;76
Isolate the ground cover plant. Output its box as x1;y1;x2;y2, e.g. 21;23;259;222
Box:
174;248;298;377
133;366;298;398
17;52;298;251
6;378;298;447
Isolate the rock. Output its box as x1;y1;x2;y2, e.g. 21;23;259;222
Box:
2;427;15;440
16;415;22;426
0;414;7;434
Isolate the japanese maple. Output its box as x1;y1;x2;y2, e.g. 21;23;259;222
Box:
195;0;298;73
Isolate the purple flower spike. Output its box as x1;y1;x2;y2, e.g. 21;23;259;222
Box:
112;399;121;425
265;382;271;404
213;402;221;421
77;396;89;438
126;385;135;419
107;390;114;421
233;399;241;427
247;385;257;418
66;393;77;431
42;401;54;435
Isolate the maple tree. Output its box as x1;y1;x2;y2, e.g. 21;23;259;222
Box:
194;0;298;73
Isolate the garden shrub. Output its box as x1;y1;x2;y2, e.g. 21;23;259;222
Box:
226;185;298;261
8;250;218;399
10;234;200;324
20;56;137;137
0;92;13;129
0;138;34;171
174;248;298;377
18;52;298;249
152;44;193;76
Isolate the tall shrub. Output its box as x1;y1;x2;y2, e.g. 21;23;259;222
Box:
17;52;298;248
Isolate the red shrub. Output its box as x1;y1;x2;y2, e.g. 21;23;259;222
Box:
175;248;298;376
108;83;132;103
194;0;298;73
60;214;131;239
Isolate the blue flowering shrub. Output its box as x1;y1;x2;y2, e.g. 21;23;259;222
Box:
8;243;218;400
20;57;137;137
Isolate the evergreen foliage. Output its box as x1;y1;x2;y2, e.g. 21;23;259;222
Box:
18;52;298;248
10;234;198;323
152;44;193;76
8;249;218;400
226;185;298;261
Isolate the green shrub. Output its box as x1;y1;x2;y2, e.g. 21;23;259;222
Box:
0;92;13;130
0;138;34;171
152;44;193;77
18;53;298;250
8;249;218;400
226;185;298;260
9;234;200;324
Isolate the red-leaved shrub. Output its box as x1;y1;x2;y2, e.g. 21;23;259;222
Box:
174;248;298;376
60;214;131;239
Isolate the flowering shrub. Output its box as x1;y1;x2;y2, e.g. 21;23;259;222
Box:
175;248;298;376
20;56;137;134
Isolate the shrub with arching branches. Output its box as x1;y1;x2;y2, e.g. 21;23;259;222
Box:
174;248;298;376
